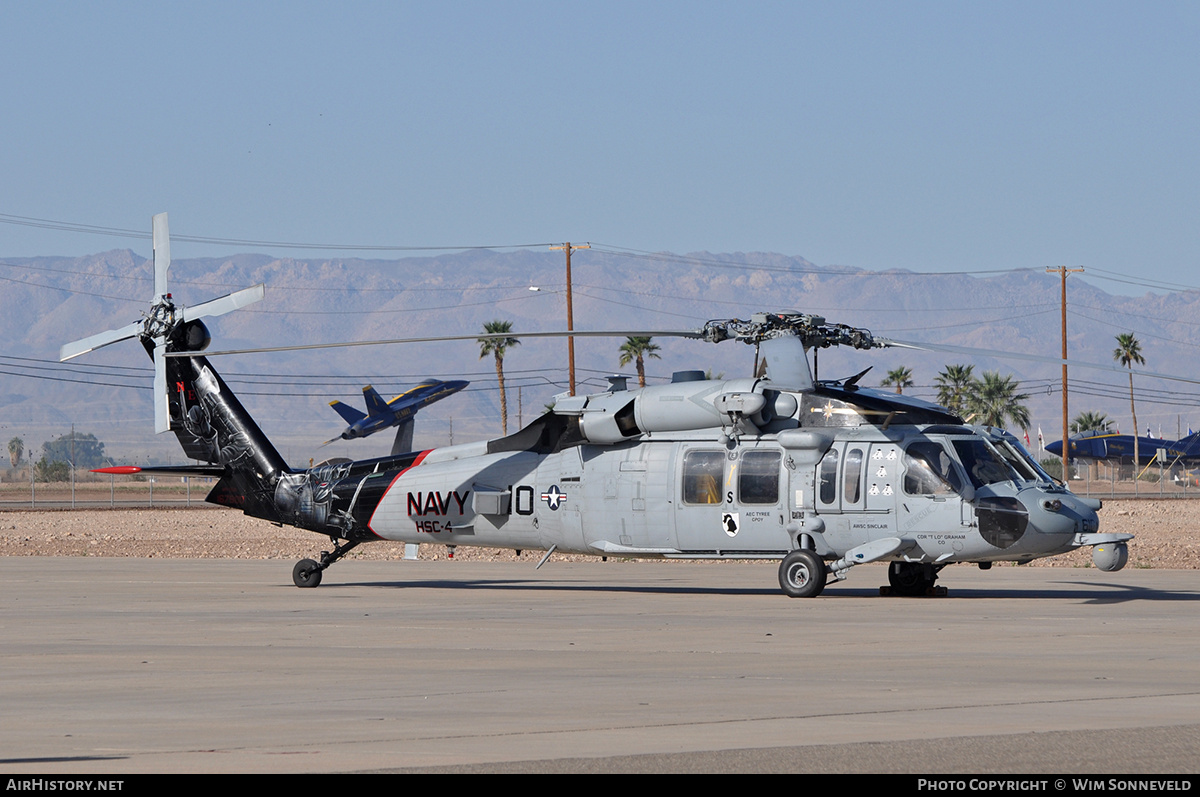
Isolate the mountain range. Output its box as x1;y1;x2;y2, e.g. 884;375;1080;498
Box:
2;247;1197;466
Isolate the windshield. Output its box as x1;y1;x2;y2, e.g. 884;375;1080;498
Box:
952;438;1021;489
987;430;1060;484
996;439;1056;483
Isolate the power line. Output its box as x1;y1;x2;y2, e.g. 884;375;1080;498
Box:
877;308;1058;334
1066;309;1200;350
0;368;147;390
0;258;563;295
1083;267;1200;295
245;291;551;316
588;243;1042;278
0;212;555;252
0;271;144;304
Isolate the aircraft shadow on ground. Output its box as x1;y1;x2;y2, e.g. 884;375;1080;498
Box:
307;576;1200;602
336;578;778;597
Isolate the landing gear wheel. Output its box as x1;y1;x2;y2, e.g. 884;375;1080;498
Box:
293;558;322;588
292;539;362;588
888;562;934;596
779;549;827;598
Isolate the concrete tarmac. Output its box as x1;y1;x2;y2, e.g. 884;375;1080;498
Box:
2;557;1199;774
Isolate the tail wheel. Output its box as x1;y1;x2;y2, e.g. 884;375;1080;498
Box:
779;549;827;598
293;558;323;588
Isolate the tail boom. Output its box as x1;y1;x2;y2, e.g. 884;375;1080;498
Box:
166;352;289;521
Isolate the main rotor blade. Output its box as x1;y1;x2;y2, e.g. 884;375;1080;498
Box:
884;337;1200;387
167;328;704;357
59;320;144;362
152;213;170;300
153;339;169;434
182;283;265;321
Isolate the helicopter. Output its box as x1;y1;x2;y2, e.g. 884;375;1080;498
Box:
63;213;1133;597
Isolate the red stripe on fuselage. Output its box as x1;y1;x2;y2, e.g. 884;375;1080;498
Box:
367;449;434;537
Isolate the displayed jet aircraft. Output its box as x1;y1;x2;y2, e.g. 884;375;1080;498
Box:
326;380;468;454
1046;430;1200;468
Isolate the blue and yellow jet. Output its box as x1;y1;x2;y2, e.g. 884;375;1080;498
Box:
326;379;468;454
1046;430;1200;468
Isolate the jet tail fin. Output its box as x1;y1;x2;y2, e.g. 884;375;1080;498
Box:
329;400;366;425
1176;431;1200;458
363;385;390;417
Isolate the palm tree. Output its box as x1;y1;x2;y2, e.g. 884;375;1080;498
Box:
1070;411;1112;434
880;366;914;394
934;364;977;415
1113;332;1146;468
966;371;1030;430
618;336;661;388
8;436;23;468
479;320;521;435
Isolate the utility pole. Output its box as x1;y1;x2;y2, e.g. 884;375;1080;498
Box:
1048;266;1084;478
550;243;589;395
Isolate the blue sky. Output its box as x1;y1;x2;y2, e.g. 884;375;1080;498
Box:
3;1;1198;293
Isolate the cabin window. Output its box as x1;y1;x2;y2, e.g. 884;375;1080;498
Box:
843;447;864;504
818;448;839;505
902;442;962;496
738;450;781;504
682;451;725;504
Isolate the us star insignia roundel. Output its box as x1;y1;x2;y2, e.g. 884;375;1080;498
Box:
540;485;567;510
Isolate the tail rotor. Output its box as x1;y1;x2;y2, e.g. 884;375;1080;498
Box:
60;212;264;433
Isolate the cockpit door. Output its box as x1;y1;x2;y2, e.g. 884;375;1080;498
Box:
897;440;970;553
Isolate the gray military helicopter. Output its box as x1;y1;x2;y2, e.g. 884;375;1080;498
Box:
64;214;1133;597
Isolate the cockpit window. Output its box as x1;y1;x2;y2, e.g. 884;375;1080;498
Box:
903;442;963;496
818;448;839;504
990;440;1040;481
952;439;1019;489
991;435;1057;484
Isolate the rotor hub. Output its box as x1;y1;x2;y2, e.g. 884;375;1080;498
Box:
700;312;877;351
143;296;178;340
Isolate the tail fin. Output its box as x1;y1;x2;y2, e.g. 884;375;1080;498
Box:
166;352;289;520
362;385;389;417
329;400;367;425
1177;431;1200;459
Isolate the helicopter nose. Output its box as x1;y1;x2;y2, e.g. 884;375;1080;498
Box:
1027;493;1096;536
975;495;1029;549
1065;497;1100;534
